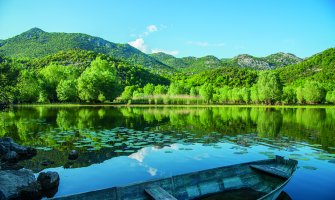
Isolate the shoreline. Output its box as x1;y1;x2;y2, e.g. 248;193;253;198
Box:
11;103;335;109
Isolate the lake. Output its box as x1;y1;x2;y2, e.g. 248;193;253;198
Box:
1;106;335;199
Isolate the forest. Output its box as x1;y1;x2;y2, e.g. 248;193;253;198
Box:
1;28;335;107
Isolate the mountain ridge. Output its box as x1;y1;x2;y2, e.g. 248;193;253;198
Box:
0;27;172;72
0;28;302;73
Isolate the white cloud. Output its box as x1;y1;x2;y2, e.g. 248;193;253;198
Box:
147;25;158;33
128;38;147;53
151;48;179;56
187;41;225;47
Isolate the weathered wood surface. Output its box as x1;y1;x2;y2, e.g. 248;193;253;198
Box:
52;156;298;200
145;186;177;200
250;164;290;179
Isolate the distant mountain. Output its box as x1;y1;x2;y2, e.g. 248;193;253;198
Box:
151;51;302;72
183;48;335;89
0;28;171;72
150;53;222;73
231;53;302;70
1;28;303;73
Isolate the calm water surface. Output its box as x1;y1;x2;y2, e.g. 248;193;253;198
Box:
1;106;335;199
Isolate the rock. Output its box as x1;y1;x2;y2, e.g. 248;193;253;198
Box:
40;160;55;166
0;144;8;156
0;137;37;161
0;137;14;147
68;150;78;160
37;171;60;191
3;151;19;162
0;169;40;199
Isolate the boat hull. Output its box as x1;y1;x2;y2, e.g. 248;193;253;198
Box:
52;156;297;200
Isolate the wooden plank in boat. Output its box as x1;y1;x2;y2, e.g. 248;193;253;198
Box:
250;164;290;179
145;186;177;200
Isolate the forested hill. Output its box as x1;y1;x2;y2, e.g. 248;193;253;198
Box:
1;28;303;74
0;28;171;72
276;48;335;90
150;51;302;72
0;28;334;106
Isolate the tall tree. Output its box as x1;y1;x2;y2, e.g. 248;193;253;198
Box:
199;83;214;103
77;57;120;102
303;81;326;104
257;71;282;104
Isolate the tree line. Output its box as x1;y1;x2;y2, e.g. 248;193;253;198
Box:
119;71;335;105
1;48;335;106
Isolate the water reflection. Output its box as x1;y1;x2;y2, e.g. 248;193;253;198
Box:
1;106;335;199
1;106;335;150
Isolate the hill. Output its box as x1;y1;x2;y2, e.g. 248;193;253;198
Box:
151;51;302;73
0;28;171;72
276;48;335;90
229;52;302;70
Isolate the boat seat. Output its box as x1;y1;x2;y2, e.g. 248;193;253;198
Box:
250;164;290;179
145;186;177;200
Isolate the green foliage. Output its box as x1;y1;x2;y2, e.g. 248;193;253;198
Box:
38;64;79;102
77;57;120;102
257;71;282;104
56;80;77;102
0;28;171;73
189;87;198;96
302;81;326;104
187;67;258;88
16;70;39;103
168;82;188;95
121;86;137;101
199;83;214;102
250;86;259;103
282;86;297;104
277;48;335;89
296;86;304;104
154;85;167;95
326;91;335;104
143;83;155;95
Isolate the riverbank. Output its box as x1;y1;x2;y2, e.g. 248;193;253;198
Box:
11;103;335;109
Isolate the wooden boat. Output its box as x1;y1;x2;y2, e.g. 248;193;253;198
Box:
52;156;297;200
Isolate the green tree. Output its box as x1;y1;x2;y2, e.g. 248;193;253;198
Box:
303;81;326;104
240;87;250;104
257;72;282;104
121;86;137;101
16;70;39;103
143;83;155;95
190;87;198;96
231;88;243;103
199;83;214;103
38;64;80;102
168;82;187;95
154;85;167;95
56;80;77;102
326;91;335;103
250;85;259;104
296;86;304;104
282;86;297;104
77;57;120;102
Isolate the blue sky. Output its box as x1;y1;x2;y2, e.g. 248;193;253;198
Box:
0;0;334;58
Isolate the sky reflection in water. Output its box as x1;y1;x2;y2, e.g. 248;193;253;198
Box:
1;106;335;199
